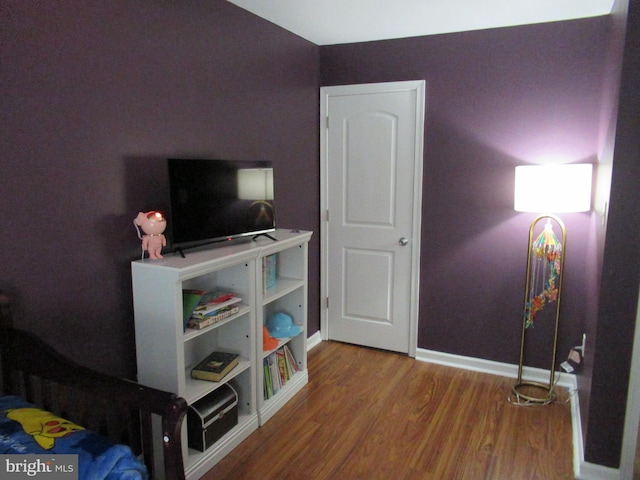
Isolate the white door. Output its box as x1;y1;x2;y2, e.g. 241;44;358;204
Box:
320;81;425;355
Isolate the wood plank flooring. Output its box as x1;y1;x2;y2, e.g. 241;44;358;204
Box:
202;341;574;480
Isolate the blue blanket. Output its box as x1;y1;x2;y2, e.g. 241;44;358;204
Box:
0;396;148;480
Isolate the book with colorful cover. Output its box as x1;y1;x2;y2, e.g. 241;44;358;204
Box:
283;345;299;373
268;353;281;394
197;291;238;306
182;289;205;331
263;358;273;399
282;347;294;379
191;351;239;382
263;255;277;292
277;349;287;385
192;293;242;318
187;305;240;330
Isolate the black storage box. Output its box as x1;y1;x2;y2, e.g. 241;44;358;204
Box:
187;384;238;451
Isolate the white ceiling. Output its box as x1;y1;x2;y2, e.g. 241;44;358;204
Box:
227;0;615;45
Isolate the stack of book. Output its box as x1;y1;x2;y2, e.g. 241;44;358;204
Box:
263;345;299;400
183;290;242;331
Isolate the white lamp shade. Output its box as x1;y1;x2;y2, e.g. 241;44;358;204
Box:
514;164;592;213
237;168;274;200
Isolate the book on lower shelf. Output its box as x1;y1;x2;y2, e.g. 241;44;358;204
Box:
191;351;240;382
263;345;299;399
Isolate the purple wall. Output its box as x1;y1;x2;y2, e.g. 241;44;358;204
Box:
321;18;608;368
2;0;637;471
585;0;640;467
0;1;320;377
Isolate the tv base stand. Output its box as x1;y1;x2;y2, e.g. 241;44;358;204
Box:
253;232;277;242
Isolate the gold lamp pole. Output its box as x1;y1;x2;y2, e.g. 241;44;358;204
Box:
512;214;567;404
511;163;592;406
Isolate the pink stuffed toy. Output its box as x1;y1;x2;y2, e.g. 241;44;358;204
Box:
134;211;167;259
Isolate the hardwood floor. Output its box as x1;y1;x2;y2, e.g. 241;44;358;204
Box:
202;341;574;480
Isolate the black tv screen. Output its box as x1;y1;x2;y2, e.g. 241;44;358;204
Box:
167;158;276;250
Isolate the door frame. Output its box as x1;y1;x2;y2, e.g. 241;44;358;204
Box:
619;285;640;478
319;80;426;357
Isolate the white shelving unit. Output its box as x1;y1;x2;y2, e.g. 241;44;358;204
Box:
131;229;312;479
258;237;310;425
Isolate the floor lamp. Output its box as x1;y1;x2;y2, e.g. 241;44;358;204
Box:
512;164;592;404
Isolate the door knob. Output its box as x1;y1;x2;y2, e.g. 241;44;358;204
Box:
398;237;409;246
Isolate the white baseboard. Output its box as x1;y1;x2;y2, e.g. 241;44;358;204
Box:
416;348;622;480
415;347;575;388
576;462;620;480
306;331;322;351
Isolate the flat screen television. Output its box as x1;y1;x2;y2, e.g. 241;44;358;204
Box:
167;158;276;252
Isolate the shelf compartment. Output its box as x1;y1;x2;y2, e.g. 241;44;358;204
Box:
184;410;259;480
261;335;298;359
183;304;251;342
262;277;304;305
184;358;251;405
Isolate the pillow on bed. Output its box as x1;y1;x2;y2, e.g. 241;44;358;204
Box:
0;395;148;480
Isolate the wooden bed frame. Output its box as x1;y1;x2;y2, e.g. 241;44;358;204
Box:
0;293;187;480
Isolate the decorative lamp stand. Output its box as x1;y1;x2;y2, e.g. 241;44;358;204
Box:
512;214;567;404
